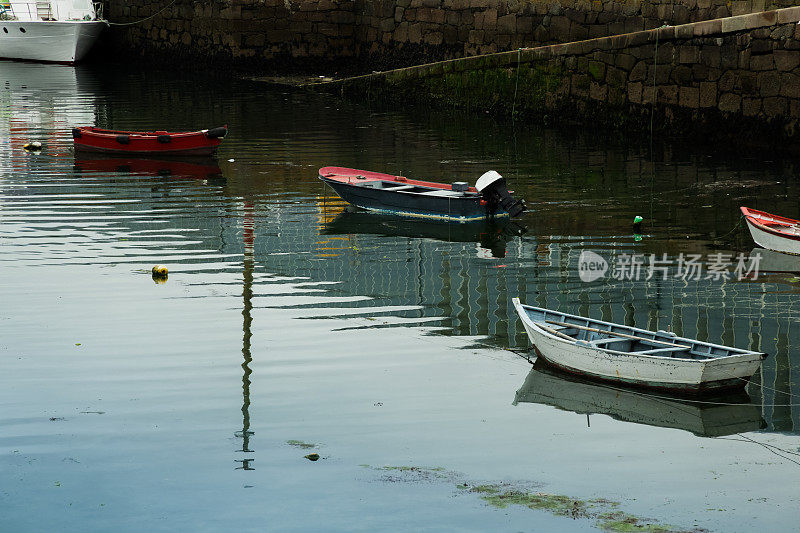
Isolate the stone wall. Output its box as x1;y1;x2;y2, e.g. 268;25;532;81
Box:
103;0;357;68
103;0;793;69
325;7;800;148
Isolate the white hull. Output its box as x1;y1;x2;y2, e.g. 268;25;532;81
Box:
744;218;800;255
0;20;106;63
512;299;765;393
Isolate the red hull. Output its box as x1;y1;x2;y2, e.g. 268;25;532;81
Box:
72;126;227;156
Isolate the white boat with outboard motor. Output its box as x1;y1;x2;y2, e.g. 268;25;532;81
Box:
512;298;766;395
0;1;107;63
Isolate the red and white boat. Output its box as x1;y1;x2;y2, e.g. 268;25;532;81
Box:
740;206;800;256
72;126;227;156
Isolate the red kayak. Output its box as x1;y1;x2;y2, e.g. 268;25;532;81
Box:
72;125;227;156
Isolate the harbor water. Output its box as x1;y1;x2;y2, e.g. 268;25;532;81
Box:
1;61;798;532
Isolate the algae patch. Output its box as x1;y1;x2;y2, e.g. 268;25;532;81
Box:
465;483;697;532
286;440;316;449
367;467;701;533
469;484;589;518
362;465;454;484
598;511;680;532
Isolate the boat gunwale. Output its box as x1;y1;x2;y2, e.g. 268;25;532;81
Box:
512;299;766;363
319;175;481;199
319;166;479;193
76;126;221;140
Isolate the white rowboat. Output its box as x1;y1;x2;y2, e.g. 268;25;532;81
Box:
512;298;766;395
741;206;800;256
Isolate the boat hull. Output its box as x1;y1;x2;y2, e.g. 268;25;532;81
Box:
0;20;106;63
320;177;507;223
513;299;765;395
743;216;800;255
73;127;225;156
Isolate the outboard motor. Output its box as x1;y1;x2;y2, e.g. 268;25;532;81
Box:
475;171;526;218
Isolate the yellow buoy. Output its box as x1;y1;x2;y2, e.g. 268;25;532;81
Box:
152;265;168;283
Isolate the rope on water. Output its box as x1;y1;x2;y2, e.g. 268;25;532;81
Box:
107;0;178;26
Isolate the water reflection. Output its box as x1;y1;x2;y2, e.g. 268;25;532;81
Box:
235;201;256;471
321;209;526;258
74;154;225;182
0;62;797;438
513;360;766;437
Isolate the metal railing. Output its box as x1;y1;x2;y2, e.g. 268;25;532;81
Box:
0;1;99;22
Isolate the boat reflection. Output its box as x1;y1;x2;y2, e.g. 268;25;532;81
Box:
513;359;765;437
749;247;800;273
73;154;224;181
321;208;526;258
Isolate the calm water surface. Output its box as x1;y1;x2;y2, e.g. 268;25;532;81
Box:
1;61;798;532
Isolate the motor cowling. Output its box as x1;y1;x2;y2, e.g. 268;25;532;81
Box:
475;171;526;218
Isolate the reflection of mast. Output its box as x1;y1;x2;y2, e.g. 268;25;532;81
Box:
235;202;255;471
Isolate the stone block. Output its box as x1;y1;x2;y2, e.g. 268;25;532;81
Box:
742;98;762;117
694;19;723;37
763;96;788;117
759;71;782;97
699;81;717;107
775;50;800;71
379;18;395;32
616;53;637;72
571;73;590;97
700;45;721;68
409;23;423;43
738;48;752;70
629;60;648;82
750;53;774;70
745;11;777;30
589;82;607;101
443;24;458;44
718;92;741;113
740;72;759;95
661;85;679;105
483;8;498;28
672;65;693;85
679;45;699;64
685;60;704;79
750;39;773;54
778;6;800;24
781;72;800;97
517;15;533;34
679;86;700;108
588;60;606;80
498;14;516;34
676;24;694;40
393;24;409;41
628;81;643;103
606;66;627;87
721;16;747;34
719;70;737;92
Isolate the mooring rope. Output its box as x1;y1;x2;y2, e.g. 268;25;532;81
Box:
715;214;745;241
512;48;522;122
107;0;178;26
